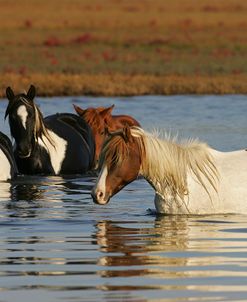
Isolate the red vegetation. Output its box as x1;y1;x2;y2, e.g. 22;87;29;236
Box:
3;66;15;73
149;19;157;27
148;38;172;45
24;19;33;28
83;50;93;59
202;5;220;12
102;51;117;62
180;19;193;28
232;69;242;75
19;66;28;75
123;6;140;12
44;37;63;47
50;58;58;65
73;33;93;44
211;48;234;59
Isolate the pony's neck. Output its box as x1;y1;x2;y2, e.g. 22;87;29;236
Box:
139;135;188;197
137;132;218;214
143;174;190;214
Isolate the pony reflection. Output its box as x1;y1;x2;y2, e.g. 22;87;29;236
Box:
93;216;241;295
93;218;189;278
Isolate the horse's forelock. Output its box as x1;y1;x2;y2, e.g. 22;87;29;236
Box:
5;95;32;119
100;134;129;169
99;127;145;170
82;109;103;130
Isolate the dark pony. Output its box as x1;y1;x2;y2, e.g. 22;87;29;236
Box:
5;85;95;175
0;131;17;180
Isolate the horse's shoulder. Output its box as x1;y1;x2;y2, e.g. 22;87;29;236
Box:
0;132;13;155
0;131;17;174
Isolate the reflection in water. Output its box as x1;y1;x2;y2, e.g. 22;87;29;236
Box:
94;218;189;277
0;175;95;220
95;218;189;271
0;181;12;201
0;183;247;301
1;208;247;301
93;217;247;300
0;175;93;202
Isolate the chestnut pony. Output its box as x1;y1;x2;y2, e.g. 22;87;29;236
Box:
73;104;140;168
91;126;247;215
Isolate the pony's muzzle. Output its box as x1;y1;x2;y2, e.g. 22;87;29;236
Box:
91;189;109;205
17;148;31;158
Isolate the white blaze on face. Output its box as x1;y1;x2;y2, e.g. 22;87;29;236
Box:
17;105;28;129
94;165;108;204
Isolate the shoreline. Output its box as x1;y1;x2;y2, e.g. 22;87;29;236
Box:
0;73;246;98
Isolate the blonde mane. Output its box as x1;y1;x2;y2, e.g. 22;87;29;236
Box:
101;126;219;200
33;104;54;146
99;133;131;169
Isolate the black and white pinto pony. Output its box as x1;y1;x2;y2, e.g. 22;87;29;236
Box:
5;85;95;175
0;131;17;181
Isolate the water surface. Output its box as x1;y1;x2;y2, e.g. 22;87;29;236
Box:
0;95;247;301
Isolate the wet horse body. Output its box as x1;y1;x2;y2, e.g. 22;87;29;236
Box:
73;104;140;168
92;126;247;215
6;86;95;175
0;131;17;180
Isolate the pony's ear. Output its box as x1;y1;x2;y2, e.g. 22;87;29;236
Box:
121;125;131;143
73;104;85;116
27;84;36;100
100;105;114;119
108;104;115;112
6;87;15;101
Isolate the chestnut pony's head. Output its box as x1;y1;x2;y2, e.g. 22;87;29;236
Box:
91;126;143;205
74;104;114;167
73;104;140;168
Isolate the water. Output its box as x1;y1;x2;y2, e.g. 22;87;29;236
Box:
0;95;247;302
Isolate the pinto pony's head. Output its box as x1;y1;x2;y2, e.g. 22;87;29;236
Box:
5;85;49;158
91;126;143;205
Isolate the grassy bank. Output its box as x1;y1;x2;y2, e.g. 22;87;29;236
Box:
0;0;246;96
0;73;246;97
